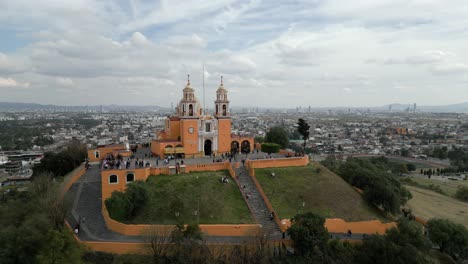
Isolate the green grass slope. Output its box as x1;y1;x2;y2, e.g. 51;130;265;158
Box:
128;171;254;224
255;164;384;221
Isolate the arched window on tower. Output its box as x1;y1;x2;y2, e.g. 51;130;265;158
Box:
182;104;186;115
216;105;219;115
189;104;193;116
222;104;227;116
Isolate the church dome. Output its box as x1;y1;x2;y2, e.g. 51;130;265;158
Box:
216;76;227;93
183;81;195;93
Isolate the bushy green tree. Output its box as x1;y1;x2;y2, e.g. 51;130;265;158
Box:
355;219;431;264
287;212;329;256
427;218;468;260
261;143;280;155
105;181;148;221
297;118;310;152
264;126;289;149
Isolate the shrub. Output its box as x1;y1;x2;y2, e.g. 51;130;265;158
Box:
455;186;468;202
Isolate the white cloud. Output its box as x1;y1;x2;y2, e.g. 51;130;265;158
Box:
1;0;468;106
0;77;30;88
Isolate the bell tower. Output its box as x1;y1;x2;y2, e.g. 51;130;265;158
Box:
215;76;230;117
178;75;201;157
215;76;231;153
178;75;201;118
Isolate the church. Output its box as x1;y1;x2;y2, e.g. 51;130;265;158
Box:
151;77;254;158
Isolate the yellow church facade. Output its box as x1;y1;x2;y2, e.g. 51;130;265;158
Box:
151;77;254;158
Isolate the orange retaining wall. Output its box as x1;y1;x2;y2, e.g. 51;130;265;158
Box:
102;202;261;237
281;218;397;235
61;164;86;196
247;156;309;170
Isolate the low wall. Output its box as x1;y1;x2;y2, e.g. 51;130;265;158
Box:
102;202;261;237
281;218;397;235
61;164;86;196
185;162;229;173
247;156;309;170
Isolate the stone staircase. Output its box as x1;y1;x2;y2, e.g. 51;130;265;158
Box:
234;165;282;238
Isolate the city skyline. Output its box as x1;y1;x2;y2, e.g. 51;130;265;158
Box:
1;1;468;107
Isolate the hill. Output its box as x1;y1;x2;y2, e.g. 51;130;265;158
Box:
255;164;384;221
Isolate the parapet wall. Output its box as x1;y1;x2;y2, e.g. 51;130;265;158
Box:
247;156;309;170
61;164;86;196
102;202;261;237
246;156;309;177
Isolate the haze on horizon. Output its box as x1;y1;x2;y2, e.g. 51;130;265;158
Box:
0;0;467;108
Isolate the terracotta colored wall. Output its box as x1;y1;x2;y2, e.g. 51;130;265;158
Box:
281;218;397;235
151;140;166;157
101;168;151;199
248;156;309;169
217;119;231;153
83;241;146;254
61;164;86;196
169;119;181;140
181;119;199;155
102;202;261;237
185;162;229;173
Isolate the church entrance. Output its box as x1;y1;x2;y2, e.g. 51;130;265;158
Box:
231;141;239;154
204;139;212;156
241;140;251;154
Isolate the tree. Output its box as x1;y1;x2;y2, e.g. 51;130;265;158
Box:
143;226;172;264
297;118;310;152
287;212;329;256
355;219;431;264
36;228;83;264
105;181;148;221
254;136;264;143
264;126;289;149
427;218;468;260
455;186;468;202
406;163;416;171
261;143;280;155
400;148;410;157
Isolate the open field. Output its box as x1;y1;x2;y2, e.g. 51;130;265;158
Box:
403;176;468;197
255;165;384;221
127;171;254;224
406;185;468;228
356;156;439;169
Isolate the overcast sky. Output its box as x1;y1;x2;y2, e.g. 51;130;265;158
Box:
1;0;468;108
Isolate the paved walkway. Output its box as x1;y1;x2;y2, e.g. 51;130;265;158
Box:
234;165;283;239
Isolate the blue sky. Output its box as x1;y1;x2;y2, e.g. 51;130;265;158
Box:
0;0;468;107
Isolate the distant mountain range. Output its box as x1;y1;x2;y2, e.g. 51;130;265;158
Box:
1;101;468;113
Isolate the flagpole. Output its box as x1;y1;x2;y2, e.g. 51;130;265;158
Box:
203;64;205;115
